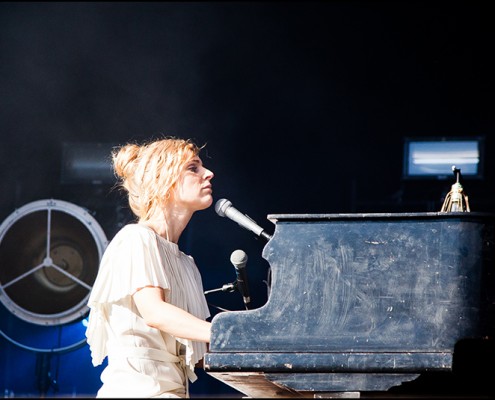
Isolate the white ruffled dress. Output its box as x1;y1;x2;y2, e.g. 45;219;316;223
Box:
85;224;210;398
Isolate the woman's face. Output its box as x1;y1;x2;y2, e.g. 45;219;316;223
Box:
174;156;214;211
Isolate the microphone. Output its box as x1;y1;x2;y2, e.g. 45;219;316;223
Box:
230;249;251;309
215;198;272;242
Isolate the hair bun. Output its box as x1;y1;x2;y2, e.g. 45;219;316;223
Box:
112;144;140;179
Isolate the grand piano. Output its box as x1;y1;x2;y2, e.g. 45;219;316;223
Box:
204;212;495;398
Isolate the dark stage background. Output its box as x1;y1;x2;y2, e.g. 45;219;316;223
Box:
0;1;494;397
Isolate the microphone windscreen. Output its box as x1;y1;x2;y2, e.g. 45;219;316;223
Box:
215;198;231;217
230;249;248;267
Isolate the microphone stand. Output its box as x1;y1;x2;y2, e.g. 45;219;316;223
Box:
203;282;237;312
204;280;251;310
440;166;471;212
204;282;236;295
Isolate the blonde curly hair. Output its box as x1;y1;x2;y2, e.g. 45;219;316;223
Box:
112;137;201;221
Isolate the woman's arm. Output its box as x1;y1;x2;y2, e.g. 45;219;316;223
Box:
133;286;211;343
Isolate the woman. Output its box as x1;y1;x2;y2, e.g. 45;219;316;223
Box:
85;137;214;398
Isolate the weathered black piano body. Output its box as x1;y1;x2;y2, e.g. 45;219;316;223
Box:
204;212;495;398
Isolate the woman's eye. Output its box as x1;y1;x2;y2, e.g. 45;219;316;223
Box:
188;165;198;172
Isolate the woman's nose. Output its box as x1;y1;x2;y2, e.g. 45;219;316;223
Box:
204;168;214;180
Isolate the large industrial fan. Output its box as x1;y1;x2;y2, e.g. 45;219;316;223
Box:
0;199;108;395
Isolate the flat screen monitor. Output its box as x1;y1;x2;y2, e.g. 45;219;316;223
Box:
403;136;484;180
61;142;117;184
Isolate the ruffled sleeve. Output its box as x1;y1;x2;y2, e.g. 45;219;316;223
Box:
89;224;170;303
85;224;170;366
